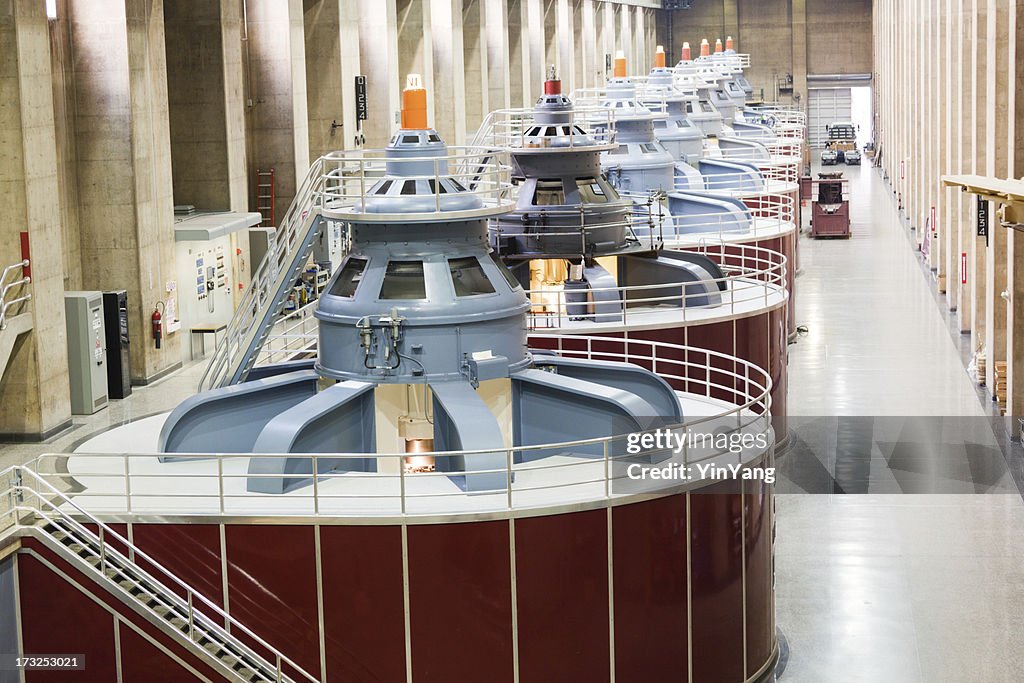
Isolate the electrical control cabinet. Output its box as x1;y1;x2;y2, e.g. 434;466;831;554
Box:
102;290;132;399
65;291;108;415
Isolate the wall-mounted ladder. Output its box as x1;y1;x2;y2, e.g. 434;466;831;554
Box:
255;168;276;227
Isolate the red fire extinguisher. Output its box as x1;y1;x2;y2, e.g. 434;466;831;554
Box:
152;303;164;349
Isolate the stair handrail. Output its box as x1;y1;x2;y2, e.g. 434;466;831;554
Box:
199;159;326;391
0;465;321;683
0;259;31;331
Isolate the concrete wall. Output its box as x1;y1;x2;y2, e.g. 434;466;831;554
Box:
0;0;72;438
165;1;231;210
667;0;872;102
875;0;1024;434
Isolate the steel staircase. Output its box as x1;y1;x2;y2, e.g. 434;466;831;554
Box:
199;160;327;391
0;259;32;380
1;466;320;683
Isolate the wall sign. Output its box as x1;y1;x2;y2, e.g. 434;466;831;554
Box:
977;196;989;245
355;75;368;121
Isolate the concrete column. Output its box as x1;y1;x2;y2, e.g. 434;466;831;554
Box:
580;0;597;90
556;0;573;90
484;0;511;111
942;0;955;298
165;0;247;211
632;6;645;71
357;0;400;147
1007;204;1024;437
723;0;738;45
429;0;466;144
339;2;363;150
571;0;583;92
971;0;987;353
0;0;71;438
397;0;435;126
984;0;1010;391
937;0;950;282
956;0;974;331
543;0;557;73
67;0;181;383
303;0;364;159
598;1;614;84
463;0;488;137
1007;0;1022;436
523;0;544;101
617;3;632;74
791;0;807;110
507;0;525;107
919;0;928;242
245;0;310;227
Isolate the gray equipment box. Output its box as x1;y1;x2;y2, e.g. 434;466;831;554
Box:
65;291;108;415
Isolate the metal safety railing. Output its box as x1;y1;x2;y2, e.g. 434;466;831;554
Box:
256;299;320;366
0;259;31;331
470;106;618;150
0;466;320;683
715;140;803;164
615;192;795;242
319;146;514;219
30;337;772;519
488;194;665;256
200;159;327;391
686;163;800;195
525;241;787;330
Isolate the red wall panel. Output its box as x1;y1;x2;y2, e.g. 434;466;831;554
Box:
131;524;224;609
689;487;745;683
224;525;320;679
744;481;775;675
117;622;207;682
769;306;788;436
515;509;610;683
612;495;688;682
18;553;118;683
407;520;514;682
320;525;407;683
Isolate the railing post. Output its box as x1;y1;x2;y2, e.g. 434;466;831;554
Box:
312;455;320;516
434;158;441;212
217;457;225;514
276;655;283;682
98;525;106;575
506;448;513;510
123;454;132;515
399;456;407;516
188;592;195;641
603;439;610;498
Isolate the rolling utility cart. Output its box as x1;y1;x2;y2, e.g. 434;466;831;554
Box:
810;172;851;238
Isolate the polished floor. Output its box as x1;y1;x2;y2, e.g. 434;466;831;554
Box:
776;161;1024;682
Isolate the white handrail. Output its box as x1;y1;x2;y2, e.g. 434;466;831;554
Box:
200;159;326;391
0;466;320;683
524;241;788;330
0;259;30;331
28;337;773;520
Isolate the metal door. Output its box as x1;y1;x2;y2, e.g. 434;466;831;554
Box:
808;87;853;148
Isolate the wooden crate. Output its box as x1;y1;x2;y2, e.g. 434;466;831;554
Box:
994;361;1008;411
